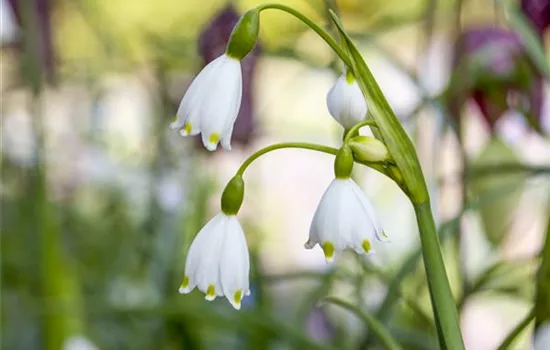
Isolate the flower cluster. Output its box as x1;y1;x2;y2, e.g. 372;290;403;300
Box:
174;8;390;310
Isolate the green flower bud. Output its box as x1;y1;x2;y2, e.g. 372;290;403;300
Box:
348;136;389;163
334;145;354;179
226;10;260;60
221;175;245;215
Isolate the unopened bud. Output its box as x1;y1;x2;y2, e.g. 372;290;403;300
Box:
226;10;260;60
221;175;245;215
334;145;354;179
348;136;389;163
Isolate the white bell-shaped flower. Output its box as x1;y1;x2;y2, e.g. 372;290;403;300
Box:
535;322;550;350
179;213;250;310
170;54;242;151
326;70;367;129
305;178;387;262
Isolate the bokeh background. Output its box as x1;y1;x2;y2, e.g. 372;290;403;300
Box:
1;0;550;349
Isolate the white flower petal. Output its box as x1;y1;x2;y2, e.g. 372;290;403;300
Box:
199;58;242;151
180;213;250;309
172;54;243;151
326;72;367;129
349;179;387;241
307;178;384;262
183;213;226;299
220;125;234;151
173;55;223;131
220;216;250;310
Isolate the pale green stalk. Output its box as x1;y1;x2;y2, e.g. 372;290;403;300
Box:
322;297;403;350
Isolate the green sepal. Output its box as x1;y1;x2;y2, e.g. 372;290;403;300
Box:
349;135;389;163
334;145;354;178
226;10;260;60
221;175;245;215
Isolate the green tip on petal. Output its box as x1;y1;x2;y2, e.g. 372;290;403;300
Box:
323;242;335;262
233;290;243;309
179;122;192;136
178;275;190;294
209;132;220;144
206;284;216;301
362;239;372;253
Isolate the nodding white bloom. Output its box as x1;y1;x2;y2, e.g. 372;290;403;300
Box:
170;54;242;151
305;178;387;262
326;70;367;129
179;213;250;310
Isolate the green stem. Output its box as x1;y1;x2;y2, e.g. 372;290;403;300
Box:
322;297;403;350
237;142;337;176
414;202;464;349
497;308;535;350
256;3;352;68
467;164;550;178
535;203;550;327
343;120;377;144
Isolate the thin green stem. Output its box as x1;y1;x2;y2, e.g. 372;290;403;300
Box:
466;164;550;178
414;202;464;349
497;308;536;350
343;120;378;144
256;3;352;68
535;201;550;327
322;297;403;350
236;142;338;176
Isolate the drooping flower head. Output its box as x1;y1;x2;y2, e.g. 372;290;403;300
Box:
198;5;261;146
326;69;368;130
171;9;259;151
305;146;387;262
179;213;250;310
306;177;386;262
170;54;243;151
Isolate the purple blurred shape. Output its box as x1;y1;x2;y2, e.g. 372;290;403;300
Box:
7;0;56;84
306;307;336;342
198;5;261;146
521;0;550;33
447;27;544;132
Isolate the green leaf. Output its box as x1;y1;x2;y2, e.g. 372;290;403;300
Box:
468;138;527;246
